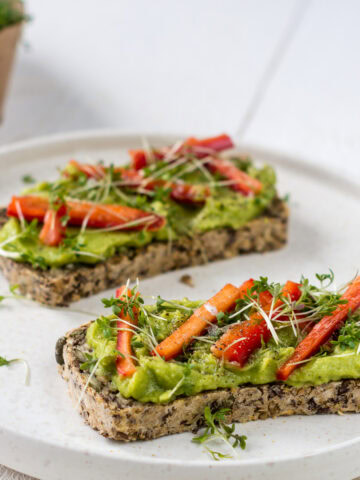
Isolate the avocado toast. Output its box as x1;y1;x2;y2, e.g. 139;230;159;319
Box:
57;273;360;441
0;134;287;305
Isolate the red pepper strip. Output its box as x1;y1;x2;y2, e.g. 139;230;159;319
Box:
129;149;165;170
137;179;210;205
7;196;165;232
129;134;234;170
211;290;272;366
152;279;254;361
115;286;139;377
65;160;210;205
282;280;302;300
38;204;67;246
275;281;302;321
211;281;302;366
65;200;166;231
170;183;210;205
118;172;211;205
65;160;141;185
206;157;262;196
66;159;106;180
183;134;234;158
277;276;360;381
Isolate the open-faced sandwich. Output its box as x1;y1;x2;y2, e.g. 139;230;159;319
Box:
57;273;360;442
0;134;287;305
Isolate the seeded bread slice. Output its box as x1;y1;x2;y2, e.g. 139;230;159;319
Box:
56;323;360;442
0;198;288;306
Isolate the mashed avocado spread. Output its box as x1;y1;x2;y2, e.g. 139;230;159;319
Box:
84;290;360;404
0;157;276;268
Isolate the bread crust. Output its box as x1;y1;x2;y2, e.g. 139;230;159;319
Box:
0;198;288;306
57;324;360;442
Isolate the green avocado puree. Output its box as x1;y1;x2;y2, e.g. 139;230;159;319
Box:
0;162;276;268
85;300;360;404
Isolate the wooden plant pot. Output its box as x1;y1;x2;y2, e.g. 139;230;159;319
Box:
0;19;22;121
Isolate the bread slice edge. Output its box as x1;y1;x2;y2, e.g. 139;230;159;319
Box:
57;323;360;442
0;197;288;306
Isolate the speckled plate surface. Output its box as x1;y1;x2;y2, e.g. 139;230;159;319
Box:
0;131;359;480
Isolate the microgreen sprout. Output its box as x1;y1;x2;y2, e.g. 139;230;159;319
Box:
21;174;36;184
155;296;193;312
0;355;30;385
332;312;360;351
0;284;22;304
102;284;144;321
80;353;98;372
192;407;247;460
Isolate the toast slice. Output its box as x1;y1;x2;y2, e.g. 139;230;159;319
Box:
57;323;360;442
0;197;288;306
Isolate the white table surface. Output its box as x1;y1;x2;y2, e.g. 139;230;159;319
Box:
0;0;359;479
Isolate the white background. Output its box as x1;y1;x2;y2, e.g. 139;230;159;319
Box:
0;0;359;479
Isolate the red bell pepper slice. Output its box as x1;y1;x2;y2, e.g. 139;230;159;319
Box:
128;150;147;171
277;276;360;381
206;157;262;196
129;134;234;170
183;134;234;158
38;203;67;246
64;160;210;205
211;281;301;366
66;159;106;180
129;149;165;170
115;285;139;377
281;280;302;300
65;160;142;185
153;279;254;361
121;173;210;205
7;196;165;232
170;183;210;205
274;280;302;321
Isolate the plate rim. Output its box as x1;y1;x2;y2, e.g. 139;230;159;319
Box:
0;128;359;473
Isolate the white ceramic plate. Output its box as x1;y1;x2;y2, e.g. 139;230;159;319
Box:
0;131;359;480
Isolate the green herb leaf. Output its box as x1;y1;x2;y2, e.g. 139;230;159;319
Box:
9;284;19;295
80;353;98;372
315;269;335;288
192;406;247;460
153;186;171;202
282;193;290;203
0;2;29;31
0;284;22;305
332;312;360;351
60;214;70;227
22;174;36;184
96;316;116;340
20;253;47;270
0;356;11;366
102;285;144;319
